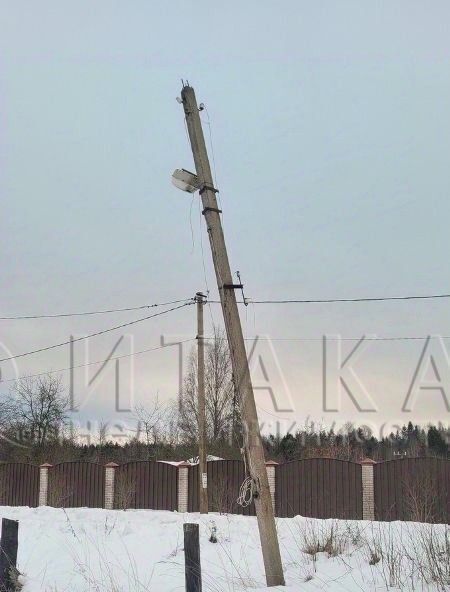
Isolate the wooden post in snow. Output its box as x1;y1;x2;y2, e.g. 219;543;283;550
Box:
184;523;202;592
0;518;19;591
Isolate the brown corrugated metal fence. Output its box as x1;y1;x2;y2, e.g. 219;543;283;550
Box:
276;458;363;519
374;457;449;523
189;460;256;515
0;463;39;507
48;461;105;508
188;463;199;512
1;457;448;522
114;461;178;510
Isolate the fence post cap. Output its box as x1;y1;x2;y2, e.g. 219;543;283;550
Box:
104;462;119;468
360;457;377;465
178;462;191;468
265;460;279;466
40;463;53;468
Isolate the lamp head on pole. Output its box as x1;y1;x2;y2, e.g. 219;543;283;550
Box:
171;168;200;193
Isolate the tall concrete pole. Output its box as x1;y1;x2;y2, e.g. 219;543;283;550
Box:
196;291;208;514
180;84;284;587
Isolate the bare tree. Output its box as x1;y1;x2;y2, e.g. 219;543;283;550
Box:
7;374;68;446
164;400;184;447
179;327;239;442
178;351;199;441
205;326;236;440
134;394;165;446
98;421;108;447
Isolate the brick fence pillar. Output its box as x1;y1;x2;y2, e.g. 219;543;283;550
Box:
104;462;119;510
38;463;53;506
178;462;189;513
265;461;278;512
361;458;376;521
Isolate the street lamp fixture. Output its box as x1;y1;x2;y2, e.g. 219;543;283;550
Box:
171;168;200;193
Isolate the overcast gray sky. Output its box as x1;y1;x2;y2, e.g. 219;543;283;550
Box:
1;1;449;439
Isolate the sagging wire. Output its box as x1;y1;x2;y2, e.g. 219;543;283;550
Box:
203;106;225;231
0;298;194;321
0;338;196;384
236;447;258;508
0;301;195;363
188;193;196;253
237;476;256;508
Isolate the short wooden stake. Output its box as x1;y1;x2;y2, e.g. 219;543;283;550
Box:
184;523;202;592
0;518;19;591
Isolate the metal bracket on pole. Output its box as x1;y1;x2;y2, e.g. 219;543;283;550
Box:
202;207;222;215
236;271;249;306
222;284;244;290
199;182;219;195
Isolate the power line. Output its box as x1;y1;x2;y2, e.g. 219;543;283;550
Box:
0;298;193;321
3;291;448;321
208;293;450;305
5;332;445;385
257;335;450;342
204;335;450;342
0;339;196;384
0;302;194;363
203;335;450;342
5;333;444;383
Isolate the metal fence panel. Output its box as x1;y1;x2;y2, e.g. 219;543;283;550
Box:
275;458;363;519
114;461;178;510
0;463;39;507
374;457;449;523
48;462;104;508
188;460;256;515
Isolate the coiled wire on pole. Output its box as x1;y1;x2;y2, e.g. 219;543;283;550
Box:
236;476;256;508
236;446;258;508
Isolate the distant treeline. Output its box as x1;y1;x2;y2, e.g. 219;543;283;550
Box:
0;347;448;466
0;420;447;465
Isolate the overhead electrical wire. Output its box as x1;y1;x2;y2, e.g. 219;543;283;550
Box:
208;293;450;305
0;338;196;384
249;335;449;342
203;334;450;342
4;332;445;386
1;291;448;365
2;292;449;323
0;301;195;363
0;298;193;321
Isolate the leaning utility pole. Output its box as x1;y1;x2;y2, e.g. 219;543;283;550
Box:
180;84;285;587
196;291;208;514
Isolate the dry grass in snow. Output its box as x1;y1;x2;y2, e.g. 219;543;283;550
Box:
0;506;448;591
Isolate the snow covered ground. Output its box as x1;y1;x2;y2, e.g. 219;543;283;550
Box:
0;506;448;591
